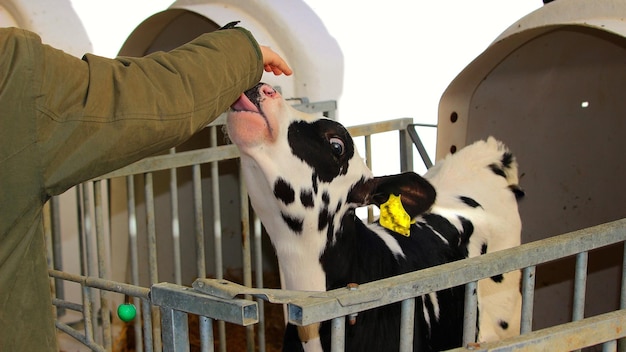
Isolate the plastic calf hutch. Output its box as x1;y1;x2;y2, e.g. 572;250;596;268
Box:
436;0;626;337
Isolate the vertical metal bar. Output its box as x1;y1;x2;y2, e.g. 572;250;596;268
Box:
142;298;154;352
239;167;255;351
208;127;228;352
81;183;99;340
602;339;617;352
126;176;143;352
210;127;224;280
622;241;626;309
169;148;182;285
399;298;416;352
572;251;588;322
406;124;433;169
193;164;206;278
619;242;626;351
521;266;536;334
364;135;374;223
76;185;87;277
94;180;112;351
161;307;190;352
254;216;266;352
83;284;96;345
399;127;414;172
43;201;57;318
145;172;162;351
331;316;346;352
50;196;65;315
463;281;478;345
200;316;214;352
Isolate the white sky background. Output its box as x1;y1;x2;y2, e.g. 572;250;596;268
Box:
70;0;542;174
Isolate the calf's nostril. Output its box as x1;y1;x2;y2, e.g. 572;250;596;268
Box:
262;86;276;97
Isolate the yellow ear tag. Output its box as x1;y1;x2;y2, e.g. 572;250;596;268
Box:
379;194;415;237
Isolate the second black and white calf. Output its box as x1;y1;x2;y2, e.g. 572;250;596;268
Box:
227;83;523;352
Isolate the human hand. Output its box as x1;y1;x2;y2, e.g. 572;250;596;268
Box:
260;46;293;76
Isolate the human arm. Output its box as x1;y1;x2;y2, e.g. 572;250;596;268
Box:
31;27;272;195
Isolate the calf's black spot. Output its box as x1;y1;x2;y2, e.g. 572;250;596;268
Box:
281;212;303;234
300;189;314;208
489;163;506;178
318;208;331;231
491;274;504;283
459;196;482;208
274;178;295;205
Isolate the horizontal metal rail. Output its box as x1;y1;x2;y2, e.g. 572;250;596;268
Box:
447;309;626;351
92;117;415;181
285;218;626;326
151;283;258;326
49;269;150;299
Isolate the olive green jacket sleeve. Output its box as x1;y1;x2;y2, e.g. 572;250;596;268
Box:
34;26;263;196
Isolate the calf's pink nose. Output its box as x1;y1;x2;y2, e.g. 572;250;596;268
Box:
262;85;277;98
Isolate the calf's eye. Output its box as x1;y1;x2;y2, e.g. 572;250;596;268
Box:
329;137;345;156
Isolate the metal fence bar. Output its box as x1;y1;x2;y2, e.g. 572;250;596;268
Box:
90;118;413;182
462;281;478;345
55;320;106;352
520;265;536;334
49;196;65;314
205;127;228;352
331;316;346;352
80;183;99;342
161;307;190;352
151;283;258;325
144;172;162;351
169;148;183;285
210;126;224;282
406;123;435;169
200;316;214;352
48;270;150;298
573;251;589;322
93;180;112;351
399;298;416;352
620;241;626;351
447;309;626;352
52;298;83;313
93;144;241;180
239;165;255;352
193;164;206;279
82;284;96;346
141;298;155;352
603;339;617;352
364;135;374;223
44;201;57;317
254;216;267;352
126;175;144;352
399;126;413;172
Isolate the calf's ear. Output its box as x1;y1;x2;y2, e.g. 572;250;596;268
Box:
348;172;436;218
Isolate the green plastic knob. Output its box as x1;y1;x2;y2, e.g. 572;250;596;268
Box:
117;303;137;322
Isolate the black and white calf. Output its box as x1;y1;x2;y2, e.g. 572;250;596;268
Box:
227;83;523;352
